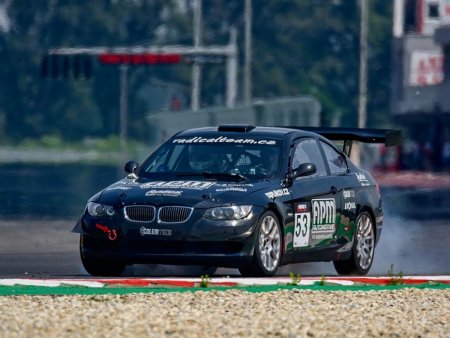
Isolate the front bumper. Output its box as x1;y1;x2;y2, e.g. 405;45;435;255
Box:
79;208;262;268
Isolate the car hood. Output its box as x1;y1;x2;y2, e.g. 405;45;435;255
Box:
96;176;275;208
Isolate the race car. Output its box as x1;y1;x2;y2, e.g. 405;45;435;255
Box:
73;125;400;277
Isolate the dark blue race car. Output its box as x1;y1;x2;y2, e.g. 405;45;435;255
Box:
73;125;400;277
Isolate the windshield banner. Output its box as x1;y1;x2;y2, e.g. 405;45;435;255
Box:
173;136;277;145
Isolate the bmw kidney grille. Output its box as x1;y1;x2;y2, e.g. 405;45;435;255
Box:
124;205;156;222
124;205;193;223
158;206;193;223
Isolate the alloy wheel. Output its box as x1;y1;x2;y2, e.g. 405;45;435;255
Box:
355;213;375;270
258;215;281;272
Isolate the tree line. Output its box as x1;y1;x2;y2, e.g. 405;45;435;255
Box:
0;0;392;144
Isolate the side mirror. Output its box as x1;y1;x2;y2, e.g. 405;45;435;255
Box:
124;160;139;174
292;163;316;179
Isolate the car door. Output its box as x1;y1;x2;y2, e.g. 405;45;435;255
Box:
289;138;343;250
318;139;358;241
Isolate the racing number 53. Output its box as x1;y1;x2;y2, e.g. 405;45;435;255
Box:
294;213;311;248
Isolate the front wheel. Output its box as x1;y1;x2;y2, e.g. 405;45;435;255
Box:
333;211;375;275
80;235;126;277
239;211;282;277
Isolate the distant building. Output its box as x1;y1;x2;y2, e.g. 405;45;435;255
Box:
391;0;450;170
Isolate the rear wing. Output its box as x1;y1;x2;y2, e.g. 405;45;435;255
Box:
283;127;402;157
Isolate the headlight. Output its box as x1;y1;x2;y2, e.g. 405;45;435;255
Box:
203;205;252;220
86;202;115;217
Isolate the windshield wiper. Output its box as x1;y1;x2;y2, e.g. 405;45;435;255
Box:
204;171;248;181
176;171;247;182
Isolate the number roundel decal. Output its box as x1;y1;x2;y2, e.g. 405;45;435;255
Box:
294;212;311;248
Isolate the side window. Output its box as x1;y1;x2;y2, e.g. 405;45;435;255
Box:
291;138;327;177
320;141;348;175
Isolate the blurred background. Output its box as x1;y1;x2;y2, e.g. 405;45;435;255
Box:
0;0;449;276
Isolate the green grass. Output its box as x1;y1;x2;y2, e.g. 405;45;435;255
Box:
387;264;404;286
2;135;153;165
287;272;301;286
319;274;326;286
199;275;211;288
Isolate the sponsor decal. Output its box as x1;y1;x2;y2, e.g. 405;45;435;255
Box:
343;190;355;199
215;183;253;192
296;204;308;213
111;180;136;186
215;187;247;192
293;199;336;246
293;212;311;248
105;186;132;191
173;136;277;145
140;227;172;236
376;215;384;224
344;201;356;210
313;233;333;240
215;183;254;187
311;198;336;240
312;199;335;228
145;190;183;197
265;188;290;199
140;181;215;190
356;172;370;186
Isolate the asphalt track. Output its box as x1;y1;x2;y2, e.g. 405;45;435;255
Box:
0;214;449;279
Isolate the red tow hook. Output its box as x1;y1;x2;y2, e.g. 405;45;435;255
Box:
95;223;118;241
108;229;117;241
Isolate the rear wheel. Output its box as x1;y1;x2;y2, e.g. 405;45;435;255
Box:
333;211;375;275
79;235;126;277
239;211;282;277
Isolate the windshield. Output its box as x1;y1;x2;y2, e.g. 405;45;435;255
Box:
138;138;282;180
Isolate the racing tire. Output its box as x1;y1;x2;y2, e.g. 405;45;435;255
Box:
333;211;375;275
239;211;282;277
79;235;126;277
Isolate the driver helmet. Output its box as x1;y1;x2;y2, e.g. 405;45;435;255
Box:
262;147;280;173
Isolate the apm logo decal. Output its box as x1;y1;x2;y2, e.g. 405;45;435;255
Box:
311;198;336;240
